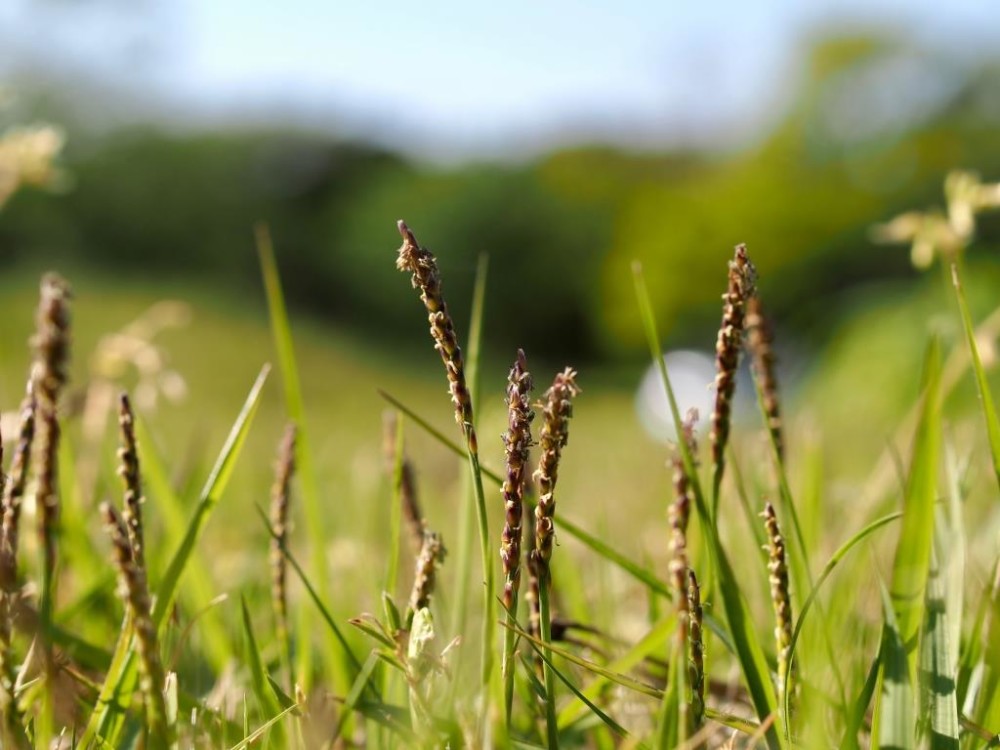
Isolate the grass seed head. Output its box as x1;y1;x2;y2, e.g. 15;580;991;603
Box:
269;422;297;652
117;393;147;571
763;502;793;703
408;530;445;620
395;221;475;442
501;349;534;613
687;568;705;728
0;388;36;592
101;501;168;742
32;273;71;591
532;367;580;572
710;245;756;487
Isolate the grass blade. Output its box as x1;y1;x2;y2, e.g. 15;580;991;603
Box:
240;596;284;745
921;542;959;748
950;263;1000;491
154;364;271;630
889;337;941;673
523;631;631;740
256;225;332;688
874;580;915;749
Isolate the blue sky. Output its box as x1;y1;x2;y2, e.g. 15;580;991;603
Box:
2;0;997;159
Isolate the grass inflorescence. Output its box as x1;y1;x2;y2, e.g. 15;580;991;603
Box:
0;172;998;748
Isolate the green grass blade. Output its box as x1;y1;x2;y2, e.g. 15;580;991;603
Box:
875;580;915;750
134;416;232;672
334;651;383;739
786;511;904;719
240;596;284;745
524;632;631;740
921;544;959;748
256;225;331;688
558;612;675;728
951;263;1000;492
384;414;405;597
502;621;663;699
225;703;301;750
950;263;1000;734
840;645;881;750
154;364;271;630
889;337;941;672
253;505;366;678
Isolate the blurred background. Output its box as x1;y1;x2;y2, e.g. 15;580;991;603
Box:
2;0;1000;629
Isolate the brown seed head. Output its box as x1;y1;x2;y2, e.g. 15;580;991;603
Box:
763;502;792;701
117;393;146;571
395;221;474;436
32;273;71;592
532;368;580;572
408;531;445;618
687;569;705;727
269;423;297;650
101;501;168;739
0;388;36;592
501;349;534;613
710;245;756;486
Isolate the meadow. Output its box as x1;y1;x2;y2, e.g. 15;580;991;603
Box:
0;168;999;749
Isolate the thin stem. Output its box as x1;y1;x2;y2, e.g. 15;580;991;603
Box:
538;571;559;749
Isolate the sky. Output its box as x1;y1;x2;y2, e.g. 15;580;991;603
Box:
2;0;998;160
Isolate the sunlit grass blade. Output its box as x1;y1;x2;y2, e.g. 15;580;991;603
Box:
256;225;330;688
253;504;368;688
134;415;231;673
334;651;383;740
950;263;1000;732
558;613;675;728
240;596;284;746
448;252;488;696
501;621;662;699
384;414;405;597
225;703;301;750
889;337;941;674
839;647;881;750
921;543;959;748
787;511;904;722
155;364;271;629
654;638;684;750
521;630;631;740
874;581;914;749
950;263;1000;491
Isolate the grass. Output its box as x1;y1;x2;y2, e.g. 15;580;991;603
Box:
0;173;1000;747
